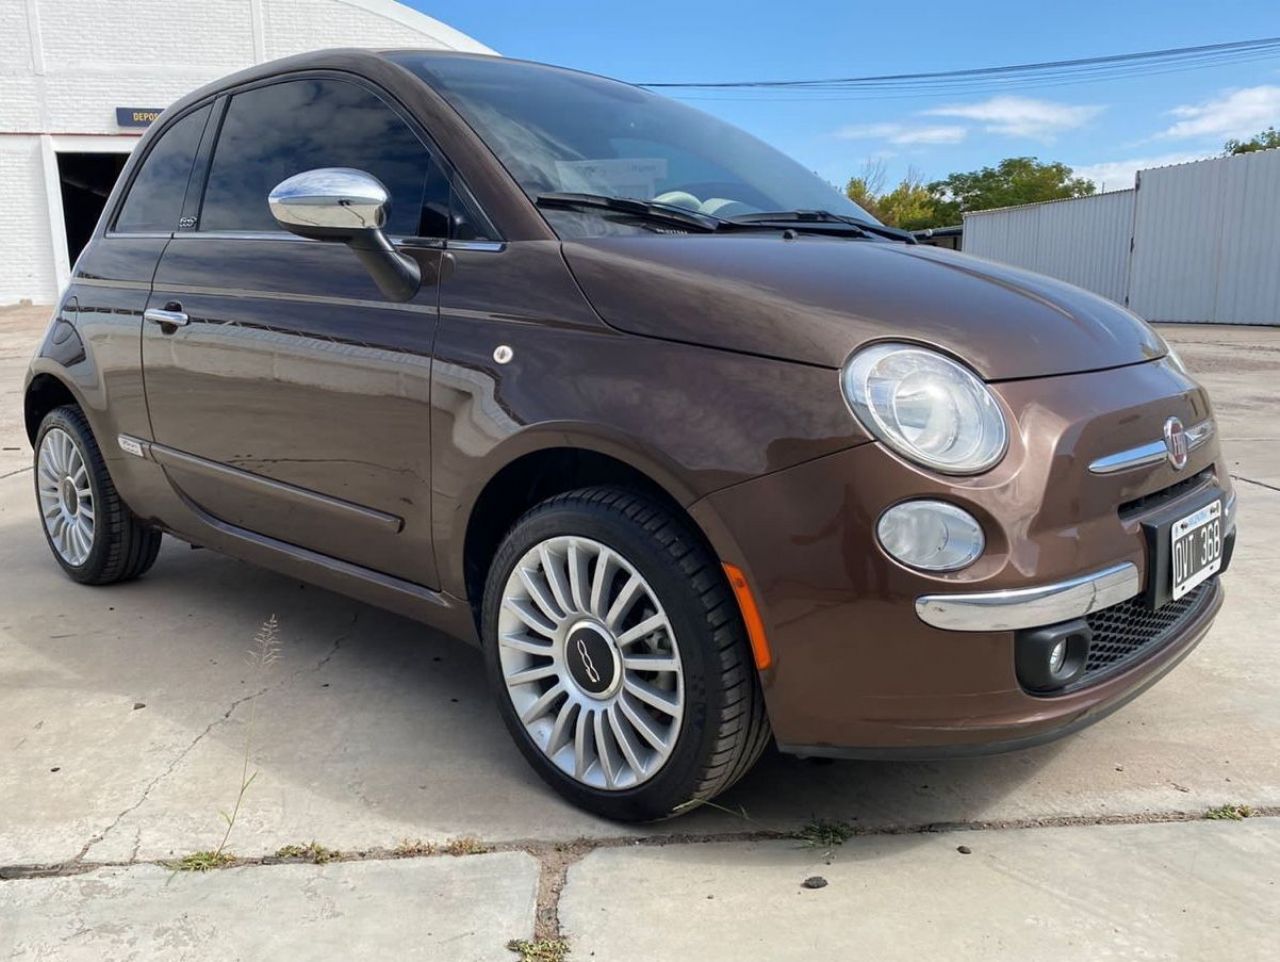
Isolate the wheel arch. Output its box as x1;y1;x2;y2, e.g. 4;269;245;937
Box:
24;370;84;445
457;439;716;617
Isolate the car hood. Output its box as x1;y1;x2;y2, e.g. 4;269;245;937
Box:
560;234;1165;380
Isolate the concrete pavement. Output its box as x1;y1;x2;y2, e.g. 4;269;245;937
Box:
561;820;1279;961
2;303;1278;959
1;853;540;961
0;305;45;480
1167;323;1280;487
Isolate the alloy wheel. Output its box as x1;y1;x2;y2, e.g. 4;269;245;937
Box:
37;427;96;566
498;535;685;791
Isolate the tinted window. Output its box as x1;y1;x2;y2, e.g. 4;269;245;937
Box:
115;104;211;232
392;54;877;238
201;78;437;236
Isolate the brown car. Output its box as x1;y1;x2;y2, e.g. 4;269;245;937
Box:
23;49;1233;821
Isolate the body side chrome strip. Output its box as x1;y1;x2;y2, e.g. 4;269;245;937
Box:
915;562;1141;632
446;239;506;253
1089;419;1214;475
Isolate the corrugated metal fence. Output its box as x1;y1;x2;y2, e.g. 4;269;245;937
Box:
962;190;1135;304
962;148;1280;324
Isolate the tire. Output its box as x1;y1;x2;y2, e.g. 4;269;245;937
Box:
33;405;162;585
481;486;771;821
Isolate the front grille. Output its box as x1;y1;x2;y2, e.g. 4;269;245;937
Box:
1076;578;1216;685
1118;468;1215;521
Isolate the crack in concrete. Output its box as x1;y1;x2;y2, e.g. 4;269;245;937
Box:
523;842;593;943
1231;474;1280;494
71;613;360;863
10;806;1273;884
73;682;274;863
311;612;356;673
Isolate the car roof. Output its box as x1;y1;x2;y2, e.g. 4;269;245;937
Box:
158;47;633;128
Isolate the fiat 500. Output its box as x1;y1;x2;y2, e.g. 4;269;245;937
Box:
23;49;1233;820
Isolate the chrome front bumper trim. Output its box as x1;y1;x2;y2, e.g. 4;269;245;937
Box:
1089;419;1214;475
915;562;1141;632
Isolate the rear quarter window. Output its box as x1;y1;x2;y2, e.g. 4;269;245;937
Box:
114;104;212;233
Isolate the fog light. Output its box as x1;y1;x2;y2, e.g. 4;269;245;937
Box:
877;501;985;571
1048;639;1067;674
1016;620;1090;693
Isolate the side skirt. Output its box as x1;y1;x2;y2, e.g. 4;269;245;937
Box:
165;500;480;646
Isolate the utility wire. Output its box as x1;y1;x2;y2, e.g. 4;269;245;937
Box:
637;36;1280;99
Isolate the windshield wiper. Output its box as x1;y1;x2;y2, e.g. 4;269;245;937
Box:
535;195;917;243
723;210;917;244
535;193;721;233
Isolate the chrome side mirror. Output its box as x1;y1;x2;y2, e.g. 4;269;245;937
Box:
268;168;420;302
269;167;390;235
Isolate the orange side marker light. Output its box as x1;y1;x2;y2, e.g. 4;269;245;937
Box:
722;562;773;671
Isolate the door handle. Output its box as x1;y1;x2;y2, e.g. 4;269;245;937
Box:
144;308;189;328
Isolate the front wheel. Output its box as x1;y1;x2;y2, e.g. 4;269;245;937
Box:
34;406;162;585
481;487;770;821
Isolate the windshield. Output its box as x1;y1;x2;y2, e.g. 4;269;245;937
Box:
392;54;878;236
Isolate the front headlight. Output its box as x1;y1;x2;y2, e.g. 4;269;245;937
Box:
841;343;1008;475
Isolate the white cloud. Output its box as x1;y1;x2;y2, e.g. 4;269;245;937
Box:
925;96;1103;139
1161;85;1280;140
835;122;968;145
1068;151;1213;191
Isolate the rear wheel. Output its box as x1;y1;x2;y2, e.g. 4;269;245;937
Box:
34;406;162;585
481;486;770;821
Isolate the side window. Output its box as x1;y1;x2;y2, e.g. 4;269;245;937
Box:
114;104;211;233
200;78;440;236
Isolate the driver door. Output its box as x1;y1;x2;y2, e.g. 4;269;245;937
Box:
142;75;449;586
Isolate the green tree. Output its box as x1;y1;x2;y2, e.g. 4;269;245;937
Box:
876;170;939;231
846;161;946;230
926;156;1096;223
1223;127;1280;154
845;176;882;218
845;158;889;222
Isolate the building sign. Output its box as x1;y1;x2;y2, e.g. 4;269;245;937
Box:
115;107;163;128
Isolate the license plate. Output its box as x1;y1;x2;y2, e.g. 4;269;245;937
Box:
1170;499;1223;600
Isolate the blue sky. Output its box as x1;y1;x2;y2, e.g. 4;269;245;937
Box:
411;0;1280;192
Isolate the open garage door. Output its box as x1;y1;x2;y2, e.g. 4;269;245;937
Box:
56;152;129;268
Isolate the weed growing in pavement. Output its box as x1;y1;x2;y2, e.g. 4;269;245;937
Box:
506;938;571;962
795;818;856;857
445;836;491;856
795;818;856;847
673;797;753;821
214;615;281;857
274;841;337;864
1205;803;1254;820
172;616;282;874
393;838;437;857
169;850;237;872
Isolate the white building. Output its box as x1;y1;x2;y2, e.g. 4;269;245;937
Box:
1;0;494;305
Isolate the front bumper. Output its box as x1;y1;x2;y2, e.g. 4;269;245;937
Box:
778;580;1222;760
690;357;1232;756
